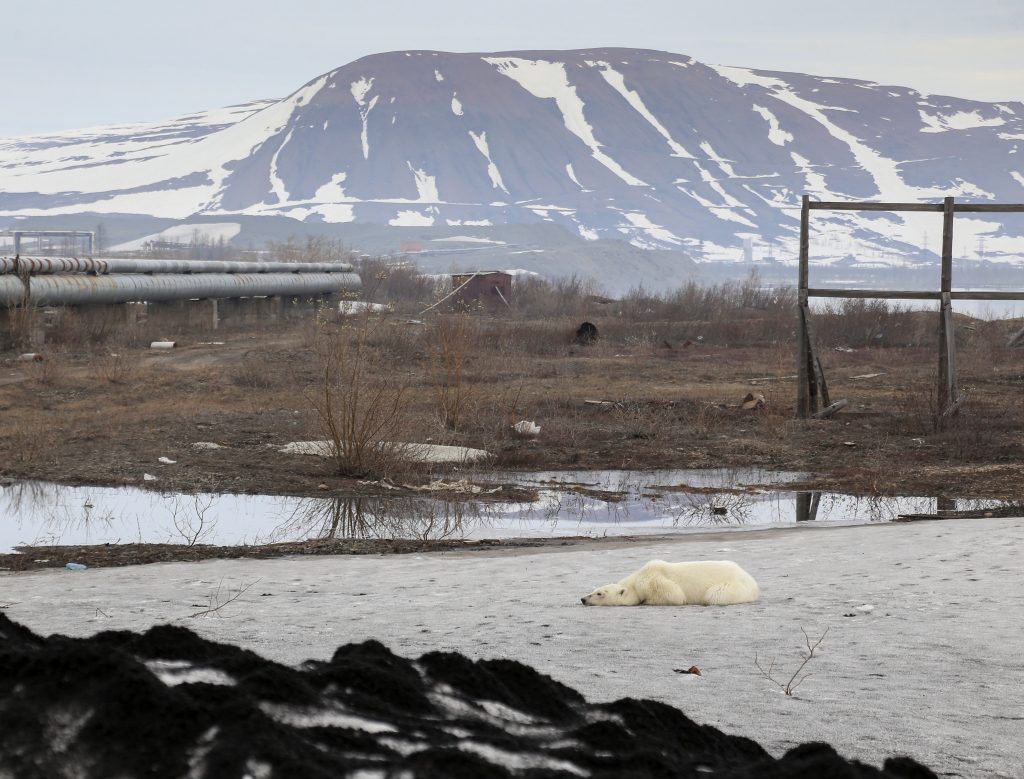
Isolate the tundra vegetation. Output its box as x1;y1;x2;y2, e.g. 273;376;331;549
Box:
1;249;1022;499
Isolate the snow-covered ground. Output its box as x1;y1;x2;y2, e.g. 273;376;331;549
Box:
3;517;1022;778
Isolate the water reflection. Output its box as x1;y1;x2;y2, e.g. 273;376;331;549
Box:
274;496;478;543
1;474;1022;553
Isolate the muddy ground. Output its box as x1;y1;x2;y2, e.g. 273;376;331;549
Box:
2;308;1023;567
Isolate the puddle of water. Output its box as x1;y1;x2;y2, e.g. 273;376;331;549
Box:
0;471;1019;553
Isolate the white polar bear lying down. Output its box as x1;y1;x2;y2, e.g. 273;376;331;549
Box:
581;560;759;606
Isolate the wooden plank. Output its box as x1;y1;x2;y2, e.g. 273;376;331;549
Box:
807;301;831;408
808;201;944;212
950;290;1024;301
954;203;1024;213
940;197;954;294
808;289;1024;301
797;304;810;418
802;302;823;413
815;355;831;407
937;198;955;416
943;301;959;406
811;398;849;419
799;196;810;290
807;288;940;300
796;196;811;419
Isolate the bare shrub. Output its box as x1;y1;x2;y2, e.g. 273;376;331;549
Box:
306;314;415;479
5;415;54;465
169;495;217;546
22;350;67;386
431;314;474;431
755;627;830;696
229;351;276;390
87;350;139;384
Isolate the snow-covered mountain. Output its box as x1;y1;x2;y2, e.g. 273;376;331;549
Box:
2;48;1023;267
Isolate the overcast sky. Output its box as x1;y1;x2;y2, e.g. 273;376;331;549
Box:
2;0;1022;136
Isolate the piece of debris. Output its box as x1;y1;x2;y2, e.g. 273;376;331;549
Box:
338;300;390;315
157;456;176;465
834;346;855;353
584;399;615;407
850;372;885;380
143;473;158;481
317;483;329;491
512;420;541;437
741;392;765;410
150;341;177;350
17;353;44;362
749;375;797;385
673;666;702;676
575;321;598;344
842;441;857;447
711;506;728;516
854;604;875;613
812;398;849;419
662;339;674;350
191;442;224;450
64;563;87;572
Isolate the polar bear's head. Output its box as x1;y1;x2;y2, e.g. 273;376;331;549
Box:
581;584;640;606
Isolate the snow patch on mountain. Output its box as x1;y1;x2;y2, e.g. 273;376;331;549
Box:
919;109;1007;133
483;56;648;187
752;104;793;146
109;222;242;251
468;131;508;193
594;61;695;158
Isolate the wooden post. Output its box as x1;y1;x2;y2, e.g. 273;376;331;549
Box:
797;196;811;418
937;196;956;419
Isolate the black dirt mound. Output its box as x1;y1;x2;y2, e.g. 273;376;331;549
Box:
0;614;936;779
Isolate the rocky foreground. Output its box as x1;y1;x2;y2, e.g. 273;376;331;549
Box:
0;614;934;778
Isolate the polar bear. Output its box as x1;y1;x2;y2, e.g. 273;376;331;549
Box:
580;560;759;606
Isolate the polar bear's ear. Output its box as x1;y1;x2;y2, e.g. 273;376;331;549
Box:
619;588;626;596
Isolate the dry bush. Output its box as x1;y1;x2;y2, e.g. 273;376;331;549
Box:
4;414;55;465
87;350;139;384
229;351;277;390
305;314;418;479
21;350;68;386
431;314;474;432
356;257;444;310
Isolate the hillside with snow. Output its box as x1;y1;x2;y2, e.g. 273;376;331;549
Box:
2;48;1023;276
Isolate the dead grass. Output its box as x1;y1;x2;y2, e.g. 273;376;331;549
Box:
2;277;1024;498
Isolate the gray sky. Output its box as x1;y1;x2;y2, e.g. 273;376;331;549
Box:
2;0;1022;136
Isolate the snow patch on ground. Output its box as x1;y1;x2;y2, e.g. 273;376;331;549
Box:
484;56;648;187
1012;171;1024;189
451;95;464;116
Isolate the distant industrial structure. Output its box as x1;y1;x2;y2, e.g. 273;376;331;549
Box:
1;253;361;345
451;271;512;311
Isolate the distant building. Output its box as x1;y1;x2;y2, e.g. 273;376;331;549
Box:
451;271;513;311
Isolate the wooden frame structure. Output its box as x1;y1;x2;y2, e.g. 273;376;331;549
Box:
797;195;1024;421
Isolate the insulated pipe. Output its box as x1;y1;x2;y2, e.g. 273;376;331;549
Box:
0;257;355;275
0;272;361;307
